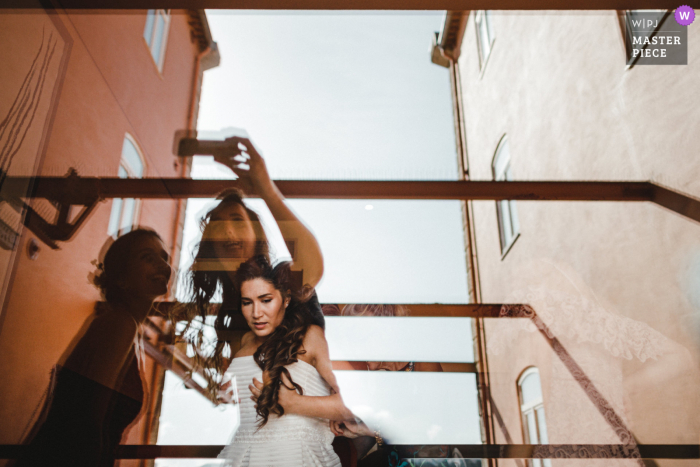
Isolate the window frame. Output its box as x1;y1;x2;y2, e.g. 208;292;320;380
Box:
491;135;519;258
143;9;171;73
474;10;495;73
108;133;146;238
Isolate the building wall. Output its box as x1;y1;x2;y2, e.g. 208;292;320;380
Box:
456;11;700;466
0;9;201;451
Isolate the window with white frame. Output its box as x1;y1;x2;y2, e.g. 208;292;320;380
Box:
108;135;145;237
492;136;519;254
143;9;171;71
475;10;495;69
518;368;552;467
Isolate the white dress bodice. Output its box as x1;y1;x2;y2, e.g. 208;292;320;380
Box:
218;355;342;467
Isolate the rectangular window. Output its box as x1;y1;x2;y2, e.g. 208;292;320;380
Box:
493;137;519;255
475;10;494;70
143;9;171;72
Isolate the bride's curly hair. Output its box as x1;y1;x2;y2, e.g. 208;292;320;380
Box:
235;255;315;428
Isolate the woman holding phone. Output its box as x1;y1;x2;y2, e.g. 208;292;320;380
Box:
180;135;325;398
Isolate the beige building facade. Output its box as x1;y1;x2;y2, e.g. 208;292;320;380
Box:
435;10;700;466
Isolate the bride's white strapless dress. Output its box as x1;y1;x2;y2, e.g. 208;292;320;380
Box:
218;355;342;467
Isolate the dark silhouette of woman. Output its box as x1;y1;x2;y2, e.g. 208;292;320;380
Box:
16;229;171;467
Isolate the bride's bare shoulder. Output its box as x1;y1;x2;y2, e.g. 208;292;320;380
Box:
301;325;328;354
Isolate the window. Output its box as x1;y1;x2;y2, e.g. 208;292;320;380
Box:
518;368;551;467
108;135;145;237
475;10;495;70
143;9;171;71
492;136;519;255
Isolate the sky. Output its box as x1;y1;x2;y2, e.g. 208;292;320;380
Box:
155;12;479;465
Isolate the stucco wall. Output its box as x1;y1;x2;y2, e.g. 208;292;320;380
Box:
456;11;700;465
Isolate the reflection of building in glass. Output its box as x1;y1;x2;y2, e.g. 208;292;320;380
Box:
433;10;700;465
0;9;219;462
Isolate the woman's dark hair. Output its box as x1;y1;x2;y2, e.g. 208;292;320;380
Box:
236;255;315;428
92;228;164;303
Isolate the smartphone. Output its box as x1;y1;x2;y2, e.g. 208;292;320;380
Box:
173;127;250;157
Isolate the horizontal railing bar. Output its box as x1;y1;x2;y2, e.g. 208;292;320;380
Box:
2;444;697;459
331;362;477;372
157;302;513;320
5;177;698;223
2;177;654;203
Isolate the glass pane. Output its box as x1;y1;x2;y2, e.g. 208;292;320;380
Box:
520;372;543;405
197;12;457;181
526;411;539;443
493;141;510;179
121;138;144;177
143;10;155;46
508;199;519;236
119;198;135;233
151;13;164;65
118;165;128;178
484;11;494;43
157;370;238;446
478;16;491;62
536;406;549;443
325;317;474;363
107;198;123;237
335;371;481;444
291;200;469;304
179;196;470;305
499;199;513;246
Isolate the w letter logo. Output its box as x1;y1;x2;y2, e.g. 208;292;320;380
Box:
675;5;695;26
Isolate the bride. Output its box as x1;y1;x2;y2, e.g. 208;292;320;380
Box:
217;254;355;467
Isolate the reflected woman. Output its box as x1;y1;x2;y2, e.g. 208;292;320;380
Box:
17;229;171;467
181;136;325;396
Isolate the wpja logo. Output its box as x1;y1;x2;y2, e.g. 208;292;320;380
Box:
625;8;691;65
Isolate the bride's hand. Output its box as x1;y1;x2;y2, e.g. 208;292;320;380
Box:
249;377;263;406
249;374;300;413
217;379;237;404
212;137;274;195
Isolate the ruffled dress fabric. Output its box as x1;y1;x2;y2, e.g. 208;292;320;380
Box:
219;356;342;467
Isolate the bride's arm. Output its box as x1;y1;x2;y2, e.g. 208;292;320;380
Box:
250;374;353;422
249;326;353;421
